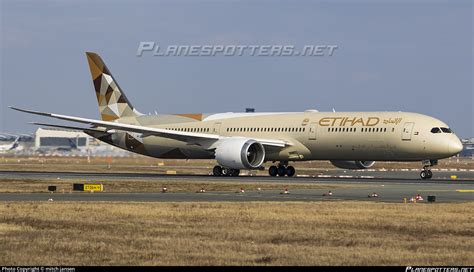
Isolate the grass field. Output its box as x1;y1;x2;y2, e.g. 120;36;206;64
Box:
1;156;472;265
1;201;473;266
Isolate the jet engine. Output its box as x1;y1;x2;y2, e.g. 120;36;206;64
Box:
330;160;375;169
214;137;265;169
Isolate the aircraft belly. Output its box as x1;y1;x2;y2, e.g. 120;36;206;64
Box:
265;138;311;161
142;136;213;159
309;135;399;161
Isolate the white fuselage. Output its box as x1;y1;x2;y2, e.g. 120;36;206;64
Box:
98;111;462;162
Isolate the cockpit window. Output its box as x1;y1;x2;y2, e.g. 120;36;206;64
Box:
431;127;441;133
431;127;453;134
440;127;452;133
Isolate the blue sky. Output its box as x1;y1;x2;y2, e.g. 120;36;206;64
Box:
1;0;472;137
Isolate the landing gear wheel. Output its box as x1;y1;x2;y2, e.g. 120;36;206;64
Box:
420;170;427;179
286;166;296;177
277;165;287;177
230;169;240;177
420;169;433;180
420;170;431;180
269;166;278;177
222;168;230;176
213;165;222;176
426;170;433;179
420;160;436;180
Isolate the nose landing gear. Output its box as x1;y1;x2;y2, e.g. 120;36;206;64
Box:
420;168;433;179
420;160;437;180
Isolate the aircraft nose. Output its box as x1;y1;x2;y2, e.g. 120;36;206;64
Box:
448;138;463;155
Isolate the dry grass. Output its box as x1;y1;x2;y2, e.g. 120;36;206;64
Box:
0;177;357;193
1;201;473;265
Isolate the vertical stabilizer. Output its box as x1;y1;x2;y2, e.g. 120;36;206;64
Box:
86;52;141;121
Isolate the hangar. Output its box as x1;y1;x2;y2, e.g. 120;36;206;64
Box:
35;128;90;150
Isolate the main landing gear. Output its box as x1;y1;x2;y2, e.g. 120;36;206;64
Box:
268;162;296;177
420;169;432;179
420;160;437;180
212;165;240;177
212;162;296;177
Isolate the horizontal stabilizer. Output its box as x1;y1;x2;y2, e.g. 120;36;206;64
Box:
28;122;106;134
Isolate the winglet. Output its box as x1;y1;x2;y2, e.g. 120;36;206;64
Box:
10;106;53;117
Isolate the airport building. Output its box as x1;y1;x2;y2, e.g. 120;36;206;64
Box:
31;128;132;157
35;128;90;149
460;138;474;157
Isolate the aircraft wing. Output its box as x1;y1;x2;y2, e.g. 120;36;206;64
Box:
11;107;290;148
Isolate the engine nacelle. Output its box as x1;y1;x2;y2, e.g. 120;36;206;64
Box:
330;160;375;169
214;138;265;169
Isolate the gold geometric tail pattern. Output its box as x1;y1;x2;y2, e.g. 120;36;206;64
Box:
86;52;141;121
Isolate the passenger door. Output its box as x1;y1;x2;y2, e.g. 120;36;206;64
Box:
308;122;317;140
213;122;221;135
402;122;414;141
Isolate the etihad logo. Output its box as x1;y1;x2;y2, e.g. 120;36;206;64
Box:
383;118;402;125
319;117;380;127
319;117;403;127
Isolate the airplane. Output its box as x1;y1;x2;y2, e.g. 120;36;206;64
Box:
0;136;20;153
10;52;463;179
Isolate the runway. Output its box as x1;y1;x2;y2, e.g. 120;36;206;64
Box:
1;185;473;202
0;170;473;202
1;169;474;183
